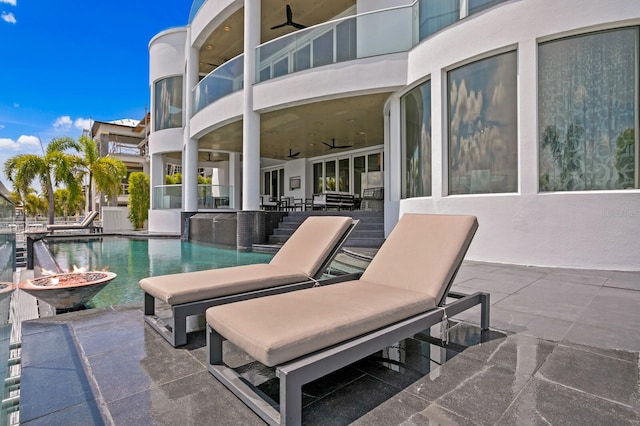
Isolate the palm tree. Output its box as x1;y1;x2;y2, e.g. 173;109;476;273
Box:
4;137;82;224
76;136;127;211
54;188;85;220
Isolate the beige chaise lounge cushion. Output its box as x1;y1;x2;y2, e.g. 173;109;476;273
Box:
139;216;353;306
361;213;477;304
206;280;434;366
269;216;352;277
140;264;309;306
206;213;478;366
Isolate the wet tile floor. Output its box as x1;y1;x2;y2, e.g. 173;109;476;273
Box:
19;261;640;425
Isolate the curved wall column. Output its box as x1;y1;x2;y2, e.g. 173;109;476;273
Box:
183;32;200;212
242;0;261;211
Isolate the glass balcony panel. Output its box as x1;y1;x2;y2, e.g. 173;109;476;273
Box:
153;185;182;209
197;185;233;209
356;7;414;58
273;57;289;78
313;30;334;67
193;54;244;114
419;0;459;41
336;19;357;62
294;44;311;72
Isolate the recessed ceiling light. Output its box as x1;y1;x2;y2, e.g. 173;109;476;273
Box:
309;143;315;147
347;118;355;122
313;122;323;126
206;45;213;50
223;26;232;32
358;131;366;135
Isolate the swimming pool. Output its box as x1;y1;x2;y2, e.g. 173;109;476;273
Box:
46;237;274;309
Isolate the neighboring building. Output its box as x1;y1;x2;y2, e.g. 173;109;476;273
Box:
147;0;639;270
90;116;150;210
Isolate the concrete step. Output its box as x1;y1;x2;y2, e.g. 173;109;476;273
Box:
267;234;385;248
274;222;383;232
267;211;385;249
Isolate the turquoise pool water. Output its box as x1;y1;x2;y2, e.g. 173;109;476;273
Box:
46;237;273;308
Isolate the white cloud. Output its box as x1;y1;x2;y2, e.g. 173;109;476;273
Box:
0;0;17;6
17;135;40;147
53;116;73;129
0;135;40;151
12;103;19;108
0;124;4;129
0;138;18;150
1;12;16;24
74;117;92;131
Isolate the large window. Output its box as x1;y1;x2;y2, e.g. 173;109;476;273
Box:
539;28;639;191
402;81;431;198
448;51;518;194
154;76;183;131
313;152;382;195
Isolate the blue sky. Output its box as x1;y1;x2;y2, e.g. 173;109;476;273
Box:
0;0;190;189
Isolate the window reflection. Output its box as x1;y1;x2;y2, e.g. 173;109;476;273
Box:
538;28;638;191
402;81;432;198
154;76;183;131
448;51;518;194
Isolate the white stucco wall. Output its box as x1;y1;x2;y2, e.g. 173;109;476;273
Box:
391;0;640;270
148;210;182;235
149;28;187;84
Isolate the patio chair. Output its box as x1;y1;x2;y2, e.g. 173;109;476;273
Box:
140;216;359;347
205;213;490;425
46;211;101;233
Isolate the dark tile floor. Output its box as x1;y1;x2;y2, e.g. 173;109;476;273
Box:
19;261;640;425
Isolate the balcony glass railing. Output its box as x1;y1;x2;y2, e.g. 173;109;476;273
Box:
197;184;233;209
153;185;182;210
153;184;234;210
256;5;415;83
193;54;244;114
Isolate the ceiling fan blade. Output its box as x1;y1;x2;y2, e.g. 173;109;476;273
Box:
291;22;306;29
322;141;334;148
270;22;287;30
286;4;293;21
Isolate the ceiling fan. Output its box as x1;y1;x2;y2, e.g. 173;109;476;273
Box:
322;138;353;150
287;148;300;158
271;5;306;30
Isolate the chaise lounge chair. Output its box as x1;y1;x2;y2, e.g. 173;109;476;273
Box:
46;211;101;233
205;213;490;425
140;216;359;347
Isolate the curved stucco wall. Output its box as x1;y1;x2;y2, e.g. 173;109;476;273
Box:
149;28;187;84
149;127;184;155
392;0;640;270
190;91;243;139
149;28;186;154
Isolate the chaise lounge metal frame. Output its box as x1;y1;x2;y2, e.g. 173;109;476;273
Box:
46;211;101;233
206;214;490;425
143;218;360;347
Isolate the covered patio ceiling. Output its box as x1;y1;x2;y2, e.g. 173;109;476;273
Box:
197;92;390;161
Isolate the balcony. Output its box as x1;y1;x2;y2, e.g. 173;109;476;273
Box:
190;0;507;115
153;184;234;210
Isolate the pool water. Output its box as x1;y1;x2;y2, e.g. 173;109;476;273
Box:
46;237;273;308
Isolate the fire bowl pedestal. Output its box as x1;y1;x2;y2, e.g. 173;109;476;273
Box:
19;271;116;311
